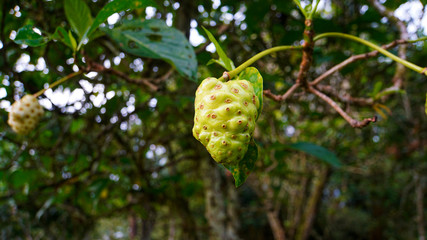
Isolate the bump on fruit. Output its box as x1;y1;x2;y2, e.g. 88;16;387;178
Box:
7;94;44;135
193;77;260;165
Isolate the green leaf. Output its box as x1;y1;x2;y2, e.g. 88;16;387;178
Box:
237;67;263;120
287;142;341;167
223;139;258;187
103;19;197;81
79;0;156;49
64;0;93;40
13;25;49;47
425;93;427;116
9;170;38;188
52;27;77;50
70;119;85;134
371;81;383;97
89;178;109;198
202;26;235;71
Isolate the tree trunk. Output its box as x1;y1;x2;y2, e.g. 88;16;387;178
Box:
129;212;137;240
203;160;239;240
140;207;156;240
248;175;286;240
226;176;240;240
175;197;199;240
175;0;195;38
267;211;286;240
168;218;176;240
296;167;331;240
415;173;426;240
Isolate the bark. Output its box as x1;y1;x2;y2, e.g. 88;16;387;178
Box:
415;173;426;240
168;218;176;240
226;177;240;239
140;207;156;240
203;160;239;240
175;0;196;38
290;157;309;239
267;211;286;240
296;167;331;240
129;212;137;240
249;175;286;240
175;197;199;240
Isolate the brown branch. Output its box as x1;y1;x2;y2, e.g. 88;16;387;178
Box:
87;62;159;92
153;68;174;84
263;83;300;102
316;84;374;106
309;86;377;128
310;39;407;86
105;68;159;92
296;20;315;88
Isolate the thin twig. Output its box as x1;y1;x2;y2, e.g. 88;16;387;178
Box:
316;85;374;106
153;68;174;84
263;83;300;102
88;62;159;92
310;39;407;86
34;70;84;97
309;86;377;128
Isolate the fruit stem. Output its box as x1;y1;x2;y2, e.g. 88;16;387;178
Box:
34;70;84;97
314;32;427;76
218;45;303;82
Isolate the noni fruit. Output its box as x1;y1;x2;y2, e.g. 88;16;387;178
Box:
193;77;260;164
8;94;44;135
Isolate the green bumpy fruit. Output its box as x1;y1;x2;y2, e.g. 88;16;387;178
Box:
193;77;260;165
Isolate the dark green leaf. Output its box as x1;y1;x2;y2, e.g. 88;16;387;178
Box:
287;142;341;167
52;27;77;50
70;119;85;134
13;25;49;47
223;139;258;187
371;81;383;97
425;93;427;115
64;0;93;40
89;178;109;198
237;67;263;120
103;19;197;80
9;170;38;188
202;26;235;71
80;0;157;48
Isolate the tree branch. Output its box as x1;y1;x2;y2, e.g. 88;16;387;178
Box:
263;83;300;102
310;39;407;86
87;62;159;92
316;84;374;106
296;20;315;88
309;86;377;128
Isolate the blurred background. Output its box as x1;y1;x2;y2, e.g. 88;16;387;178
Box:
0;0;426;239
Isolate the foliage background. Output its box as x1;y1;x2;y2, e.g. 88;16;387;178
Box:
0;0;426;239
